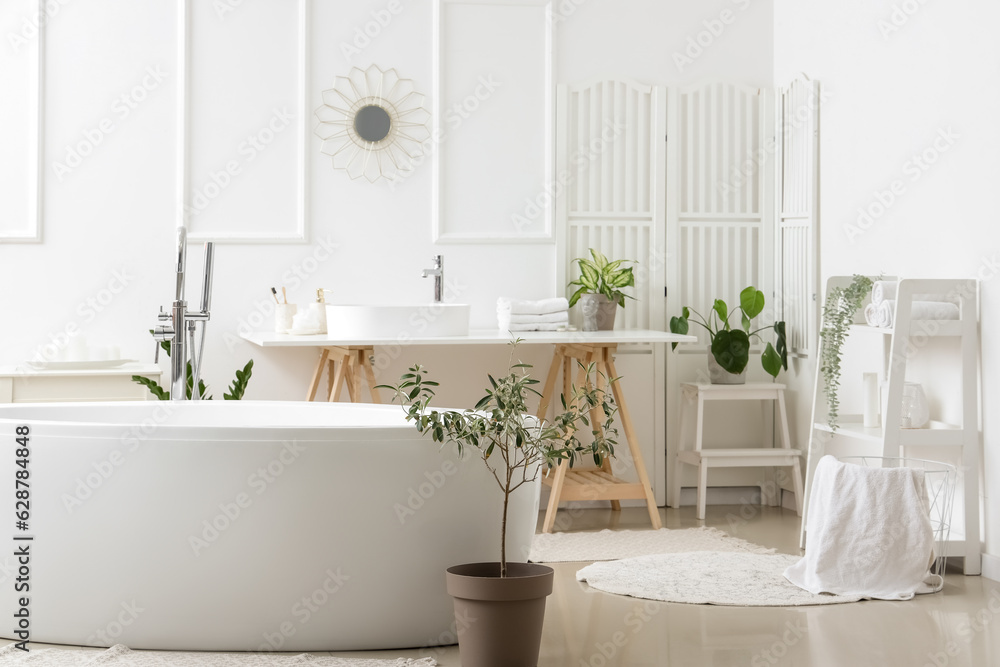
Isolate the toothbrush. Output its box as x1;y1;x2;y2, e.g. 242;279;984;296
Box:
281;287;288;305
270;288;281;305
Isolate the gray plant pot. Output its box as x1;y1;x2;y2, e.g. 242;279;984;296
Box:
580;294;618;331
707;346;747;384
446;562;554;667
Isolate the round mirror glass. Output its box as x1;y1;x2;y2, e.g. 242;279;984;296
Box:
354;105;392;143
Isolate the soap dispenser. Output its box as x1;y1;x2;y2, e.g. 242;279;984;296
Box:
310;289;329;335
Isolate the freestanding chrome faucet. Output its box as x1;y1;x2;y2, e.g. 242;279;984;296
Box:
152;227;214;400
421;254;444;303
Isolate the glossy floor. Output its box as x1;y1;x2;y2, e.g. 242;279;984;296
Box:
21;505;1000;666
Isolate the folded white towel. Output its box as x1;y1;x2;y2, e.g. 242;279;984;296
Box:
784;455;936;600
508;312;569;325
863;303;879;327
505;322;567;332
875;300;960;328
871;280;950;306
497;297;570;316
498;309;569;332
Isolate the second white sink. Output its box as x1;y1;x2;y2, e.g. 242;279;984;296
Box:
325;303;471;339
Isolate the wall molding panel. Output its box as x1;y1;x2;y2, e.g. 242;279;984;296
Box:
0;0;44;243
432;0;555;244
177;0;310;244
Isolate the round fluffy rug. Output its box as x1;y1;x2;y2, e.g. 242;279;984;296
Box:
576;551;862;606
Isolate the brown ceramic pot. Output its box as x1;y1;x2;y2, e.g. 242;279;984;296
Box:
445;562;554;667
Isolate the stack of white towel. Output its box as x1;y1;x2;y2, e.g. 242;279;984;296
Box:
497;297;570;332
863;280;959;329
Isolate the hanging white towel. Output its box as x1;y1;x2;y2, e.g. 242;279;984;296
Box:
870;280;950;307
784;455;936;600
496;297;570;317
874;300;960;329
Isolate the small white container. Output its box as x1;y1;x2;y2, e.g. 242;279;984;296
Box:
275;304;298;334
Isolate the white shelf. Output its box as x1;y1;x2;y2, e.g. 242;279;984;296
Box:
848;321;964;337
803;277;981;575
814;415;964;447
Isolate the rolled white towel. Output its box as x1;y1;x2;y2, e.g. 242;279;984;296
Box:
498;310;569;331
871;280;896;306
875;300;960;329
871;280;951;306
864;303;879;327
497;297;570;317
505;322;568;332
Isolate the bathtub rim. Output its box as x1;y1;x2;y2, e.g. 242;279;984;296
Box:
0;400;470;443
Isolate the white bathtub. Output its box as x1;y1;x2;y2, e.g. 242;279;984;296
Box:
0;401;540;652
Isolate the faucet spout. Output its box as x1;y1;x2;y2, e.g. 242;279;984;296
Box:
421;255;444;303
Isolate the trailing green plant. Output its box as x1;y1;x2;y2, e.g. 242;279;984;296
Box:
819;274;874;430
668;286;788;378
567;248;636;308
133;334;254;400
378;341;620;578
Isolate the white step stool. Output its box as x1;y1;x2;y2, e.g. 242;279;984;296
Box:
671;382;804;520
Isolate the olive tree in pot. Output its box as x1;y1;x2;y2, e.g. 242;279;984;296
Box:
669;286;787;384
379;342;619;667
567;249;636;331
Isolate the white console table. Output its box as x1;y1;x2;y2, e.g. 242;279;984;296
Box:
0;364;163;403
241;329;695;532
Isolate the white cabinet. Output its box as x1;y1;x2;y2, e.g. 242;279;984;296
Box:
0;365;163;403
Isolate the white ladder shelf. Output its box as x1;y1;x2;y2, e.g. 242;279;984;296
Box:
801;277;981;575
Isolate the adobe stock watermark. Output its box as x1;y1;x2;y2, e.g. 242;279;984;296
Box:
578;601;664;667
60;402;177;514
52;66;168;182
394;458;461;524
184;107;295;221
843;126;958;244
511;118;625;234
751;620;808;666
673;0;754;73
24;266;136;366
340;0;409;64
547;0;589;24
720;86;833;202
387;75;502;191
878;0;932;40
188;440;307;557
86;601;145;646
7;0;73;53
256;567;351;652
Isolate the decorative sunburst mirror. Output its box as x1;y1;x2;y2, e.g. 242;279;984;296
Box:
314;65;431;183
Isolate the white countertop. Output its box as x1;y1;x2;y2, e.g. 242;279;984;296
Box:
240;329;697;348
0;363;162;378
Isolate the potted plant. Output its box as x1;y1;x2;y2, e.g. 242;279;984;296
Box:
379;342;620;667
133;335;254;400
819;274;875;429
567;249;636;331
669;286;787;384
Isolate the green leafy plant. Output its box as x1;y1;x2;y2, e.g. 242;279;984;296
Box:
819;274;874;430
567;249;636;308
669;286;788;378
378;341;620;577
133;334;254;401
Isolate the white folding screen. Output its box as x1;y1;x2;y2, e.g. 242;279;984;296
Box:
555;80;667;332
668;82;775;348
775;77;821;357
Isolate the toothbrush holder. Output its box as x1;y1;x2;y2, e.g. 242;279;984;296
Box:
275;304;298;334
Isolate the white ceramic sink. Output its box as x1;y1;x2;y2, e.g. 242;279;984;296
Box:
325;303;471;339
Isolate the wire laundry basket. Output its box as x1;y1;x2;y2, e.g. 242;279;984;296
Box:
837;456;958;577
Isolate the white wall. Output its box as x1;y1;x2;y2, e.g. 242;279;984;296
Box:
773;0;1000;572
0;1;774;503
